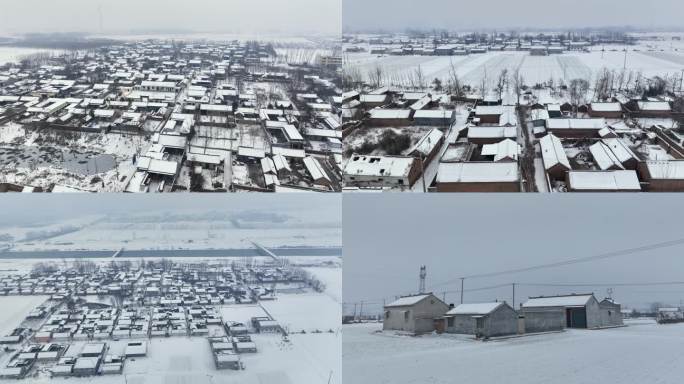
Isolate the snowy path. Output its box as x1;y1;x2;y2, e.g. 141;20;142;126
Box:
343;321;684;384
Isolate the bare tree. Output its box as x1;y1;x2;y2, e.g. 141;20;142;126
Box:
569;78;590;117
496;69;509;101
512;70;525;106
414;65;426;91
368;64;384;89
448;59;464;99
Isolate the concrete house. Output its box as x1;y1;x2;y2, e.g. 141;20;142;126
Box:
443;302;518;338
383;293;449;334
522;293;622;329
598;298;624;327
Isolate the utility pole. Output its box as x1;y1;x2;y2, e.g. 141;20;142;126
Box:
359;301;364;319
419;265;426;294
460;278;465;304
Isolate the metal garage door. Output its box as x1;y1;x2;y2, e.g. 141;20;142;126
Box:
566;308;587;328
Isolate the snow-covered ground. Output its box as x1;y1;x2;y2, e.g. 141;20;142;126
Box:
0;295;49;336
0;47;58;65
343;320;684;384
345;41;684;89
0;210;341;252
20;333;339;384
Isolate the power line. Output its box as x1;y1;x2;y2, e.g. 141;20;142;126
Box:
429;237;684;288
519;281;684;287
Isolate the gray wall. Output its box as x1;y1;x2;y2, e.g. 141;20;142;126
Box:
522;307;565;333
585;297;602;329
446;304;517;337
383;295;449;333
599;301;624;327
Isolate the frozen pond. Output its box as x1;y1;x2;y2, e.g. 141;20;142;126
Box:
0;145;116;175
62;152;116;175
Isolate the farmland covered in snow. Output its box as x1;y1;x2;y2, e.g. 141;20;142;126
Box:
344;42;684;89
343;320;684;384
0;210;341;252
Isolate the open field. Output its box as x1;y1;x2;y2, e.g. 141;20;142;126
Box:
0;296;49;336
345;43;684;88
343;320;684;384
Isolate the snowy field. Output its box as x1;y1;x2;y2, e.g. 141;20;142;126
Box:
343;320;684;384
0;295;49;336
0;211;341;252
344;41;684;89
0;47;58;65
18;334;339;384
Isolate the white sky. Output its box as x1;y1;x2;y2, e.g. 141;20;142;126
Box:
343;0;684;32
0;0;341;37
344;195;684;312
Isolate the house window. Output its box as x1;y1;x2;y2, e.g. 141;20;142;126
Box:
476;317;485;329
447;317;454;327
404;310;410;322
385;311;390;319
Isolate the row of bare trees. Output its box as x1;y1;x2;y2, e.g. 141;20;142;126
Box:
345;59;683;107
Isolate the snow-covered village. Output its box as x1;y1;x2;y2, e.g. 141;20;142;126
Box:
0;37;343;193
0;194;342;383
343;195;684;384
341;30;684;192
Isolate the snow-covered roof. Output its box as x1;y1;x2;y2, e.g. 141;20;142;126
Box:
523;294;594;308
137;157;179;176
602;138;636;164
539;134;571;171
344;155;415;178
237;147;266;159
590;102;622;112
644;160;684;180
590;142;624;170
304;128;342;139
546;118;606;130
475;105;503;115
413;109;455;120
567;170;641;191
369;109;411;120
446;302;504;315
271;146;305;159
385;294;431;308
437;162;518;183
467;126;517;139
637;101;671;112
409;128;444;156
359;94;388;103
303;156;330;183
481;139;519;162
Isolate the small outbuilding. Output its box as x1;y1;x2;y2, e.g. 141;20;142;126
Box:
443;302;518;338
383;293;450;334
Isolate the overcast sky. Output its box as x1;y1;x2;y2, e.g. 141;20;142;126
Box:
0;194;341;227
0;0;341;37
343;0;684;32
344;195;684;312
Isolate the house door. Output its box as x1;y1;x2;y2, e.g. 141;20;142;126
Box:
566;308;587;328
